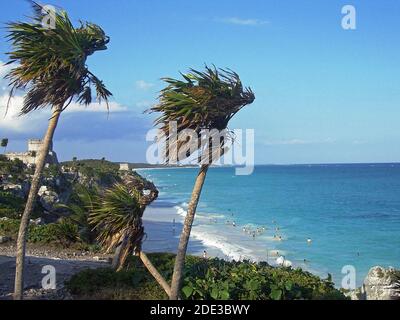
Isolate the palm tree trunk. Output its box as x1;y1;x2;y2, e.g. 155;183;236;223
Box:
112;233;130;271
139;251;171;297
14;105;62;300
169;164;209;300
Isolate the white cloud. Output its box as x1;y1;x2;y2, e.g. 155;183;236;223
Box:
217;17;269;26
135;80;154;90
0;93;128;134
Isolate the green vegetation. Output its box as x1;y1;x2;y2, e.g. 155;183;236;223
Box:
62;159;120;186
0;191;25;219
0;156;30;183
89;183;144;270
66;253;346;300
1;138;8;153
0;218;80;246
0;191;42;220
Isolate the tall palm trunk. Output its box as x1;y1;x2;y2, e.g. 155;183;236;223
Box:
169;164;209;300
14;105;62;300
139;251;171;297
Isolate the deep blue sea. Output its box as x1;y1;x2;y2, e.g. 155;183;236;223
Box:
138;164;400;287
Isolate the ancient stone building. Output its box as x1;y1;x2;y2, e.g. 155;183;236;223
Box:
119;163;130;171
5;139;58;166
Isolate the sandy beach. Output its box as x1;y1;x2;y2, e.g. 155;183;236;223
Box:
142;199;287;264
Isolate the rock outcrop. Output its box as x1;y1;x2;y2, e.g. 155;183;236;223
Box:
346;266;400;300
363;266;400;300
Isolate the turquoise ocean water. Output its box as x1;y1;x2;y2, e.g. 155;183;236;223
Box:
138;164;400;286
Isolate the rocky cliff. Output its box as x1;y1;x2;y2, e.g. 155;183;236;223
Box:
0;156;158;223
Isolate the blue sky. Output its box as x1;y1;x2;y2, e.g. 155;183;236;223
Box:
0;0;399;164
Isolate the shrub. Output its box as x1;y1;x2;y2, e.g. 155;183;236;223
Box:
0;218;20;237
0;191;25;219
181;259;346;300
0;218;80;247
66;253;346;300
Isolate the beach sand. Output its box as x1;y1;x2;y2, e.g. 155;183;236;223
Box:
142;199;289;264
142;204;224;259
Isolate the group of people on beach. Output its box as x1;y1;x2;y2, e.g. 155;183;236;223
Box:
172;213;316;267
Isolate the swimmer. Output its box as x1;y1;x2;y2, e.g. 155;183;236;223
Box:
307;238;312;245
232;221;236;227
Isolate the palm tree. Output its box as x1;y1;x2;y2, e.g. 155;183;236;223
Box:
58;184;97;243
148;65;255;299
1;138;8;154
4;2;112;299
89;182;171;296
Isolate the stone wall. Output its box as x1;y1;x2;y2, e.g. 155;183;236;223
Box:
5;139;58;166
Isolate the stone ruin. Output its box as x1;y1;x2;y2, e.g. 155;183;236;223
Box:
5;139;58;166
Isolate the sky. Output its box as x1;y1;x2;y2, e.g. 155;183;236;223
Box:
0;0;399;164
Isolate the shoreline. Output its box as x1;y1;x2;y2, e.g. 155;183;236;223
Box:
138;168;330;284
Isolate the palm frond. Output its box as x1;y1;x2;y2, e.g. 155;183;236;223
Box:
89;183;143;251
4;1;112;115
148;65;255;163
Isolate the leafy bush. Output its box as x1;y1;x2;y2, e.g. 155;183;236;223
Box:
0;191;25;219
182;259;346;300
0;218;20;237
66;267;167;300
66;253;346;300
0;218;80;247
0;158;30;183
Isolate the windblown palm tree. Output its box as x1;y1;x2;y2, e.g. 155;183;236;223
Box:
89;183;144;268
1;138;8;154
4;2;112;299
89;182;171;296
148;65;255;299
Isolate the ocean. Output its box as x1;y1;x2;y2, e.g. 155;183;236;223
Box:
138;164;400;287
